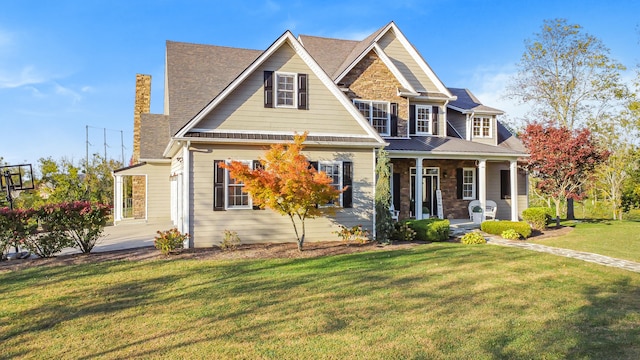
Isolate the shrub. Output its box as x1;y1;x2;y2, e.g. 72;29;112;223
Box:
40;201;110;253
220;230;241;250
390;221;416;242
404;219;450;242
0;207;38;254
481;220;532;239
334;224;370;244
522;207;553;231
501;229;521;240
623;209;640;222
154;228;189;255
461;232;486;244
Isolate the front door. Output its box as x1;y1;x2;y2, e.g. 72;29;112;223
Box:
410;167;440;218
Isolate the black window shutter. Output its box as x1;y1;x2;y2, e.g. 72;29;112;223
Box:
264;71;274;108
456;168;463;199
393;173;401;211
252;160;264;210
501;170;510;199
213;160;226;211
409;105;416;135
342;161;353;208
390;103;398;136
432;106;439;135
297;73;308;110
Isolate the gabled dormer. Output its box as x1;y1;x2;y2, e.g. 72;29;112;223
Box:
446;88;504;146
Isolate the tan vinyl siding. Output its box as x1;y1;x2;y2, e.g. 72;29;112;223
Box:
116;163;171;222
486;162;528;220
189;144;375;247
196;43;368;136
377;30;439;93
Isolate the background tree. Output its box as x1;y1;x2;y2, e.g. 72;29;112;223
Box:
374;148;393;243
222;133;340;251
520;123;608;221
506;18;627;218
595;145;637;219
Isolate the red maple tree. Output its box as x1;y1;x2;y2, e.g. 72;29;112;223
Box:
520;123;609;219
221;133;340;251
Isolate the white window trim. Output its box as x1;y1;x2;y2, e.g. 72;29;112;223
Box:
473;116;492;138
275;71;297;109
225;160;252;210
318;161;343;207
415;105;432;135
462;167;476;200
353;99;391;136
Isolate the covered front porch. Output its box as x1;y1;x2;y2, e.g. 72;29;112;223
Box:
389;156;525;222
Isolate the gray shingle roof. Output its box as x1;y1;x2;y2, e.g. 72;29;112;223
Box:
140;114;170;159
386;136;526;156
185;132;380;145
497;122;526;152
448;88;503;114
166;41;262;136
298;35;358;78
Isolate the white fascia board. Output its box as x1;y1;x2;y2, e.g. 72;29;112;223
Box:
189;128;373;138
387;151;528;160
175;31;385;146
388;23;454;99
372;44;417;94
174;136;387;148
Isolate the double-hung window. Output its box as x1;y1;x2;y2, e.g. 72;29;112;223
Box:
318;161;342;206
276;72;296;108
473;117;492;138
354;100;390;136
226;160;251;210
462;168;476;200
416;105;432;134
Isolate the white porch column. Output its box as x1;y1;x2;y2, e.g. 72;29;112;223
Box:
510;160;519;221
113;175;123;222
416;157;423;219
182;142;191;248
478;159;487;221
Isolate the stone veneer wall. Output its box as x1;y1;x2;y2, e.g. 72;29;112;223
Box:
341;50;409;136
132;74;151;220
392;159;478;220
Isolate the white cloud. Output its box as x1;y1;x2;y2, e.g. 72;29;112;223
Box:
54;83;82;104
0;65;49;89
328;28;377;41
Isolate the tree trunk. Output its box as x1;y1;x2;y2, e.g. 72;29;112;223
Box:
567;198;575;220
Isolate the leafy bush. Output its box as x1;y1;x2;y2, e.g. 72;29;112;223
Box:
481;220;532;239
501;229;521;240
623;209;640;222
333;224;369;244
404;219;450;242
0;207;38;255
461;232;486;244
154;228;189;255
390;222;416;242
522;207;553;231
40;201;110;253
220;230;241;250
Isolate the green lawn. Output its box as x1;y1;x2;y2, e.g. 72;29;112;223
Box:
530;220;640;263
1;243;640;359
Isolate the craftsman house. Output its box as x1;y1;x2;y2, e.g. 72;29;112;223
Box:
113;21;528;247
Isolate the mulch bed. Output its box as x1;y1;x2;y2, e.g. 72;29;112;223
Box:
0;226;574;272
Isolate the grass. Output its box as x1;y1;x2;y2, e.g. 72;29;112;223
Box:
1;243;640;359
530;220;640;263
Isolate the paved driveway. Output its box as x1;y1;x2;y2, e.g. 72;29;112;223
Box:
60;221;174;255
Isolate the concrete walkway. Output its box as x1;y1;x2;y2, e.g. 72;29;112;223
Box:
487;237;640;273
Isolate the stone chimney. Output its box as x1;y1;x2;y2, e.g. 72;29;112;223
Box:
132;74;151;164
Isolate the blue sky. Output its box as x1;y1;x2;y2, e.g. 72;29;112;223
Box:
1;0;638;167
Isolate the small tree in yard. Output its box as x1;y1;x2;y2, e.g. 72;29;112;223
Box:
222;133;340;251
521;123;609;221
375;148;394;244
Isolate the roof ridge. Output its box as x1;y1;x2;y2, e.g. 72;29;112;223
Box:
298;34;360;43
166;40;262;53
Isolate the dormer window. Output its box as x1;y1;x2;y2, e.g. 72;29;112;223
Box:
354;99;390;136
415;105;432;134
473;117;492;138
